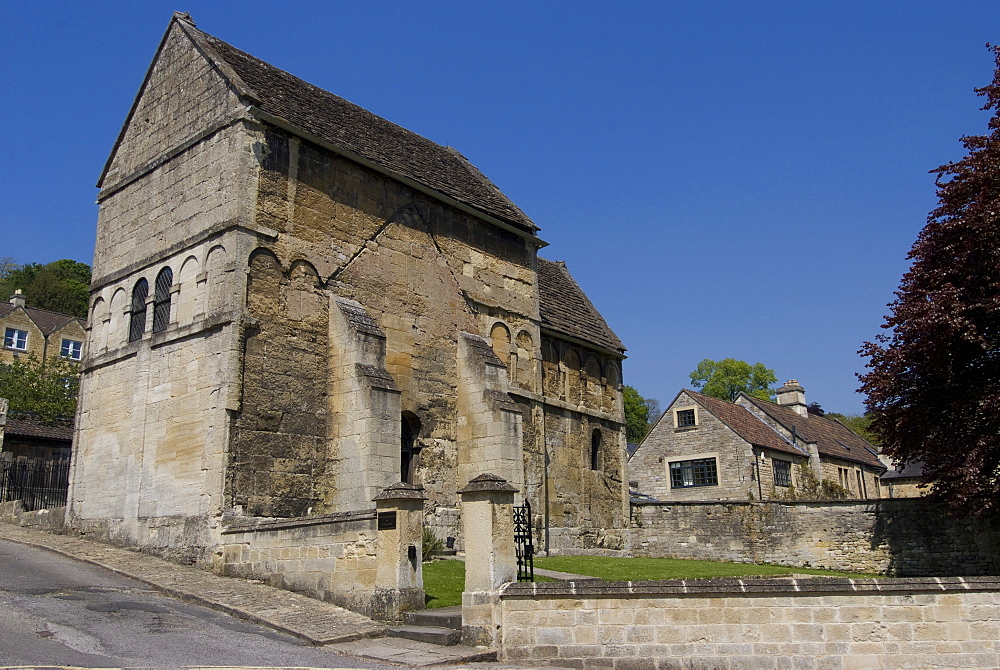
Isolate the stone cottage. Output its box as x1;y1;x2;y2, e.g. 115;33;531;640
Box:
1;291;86;365
69;13;627;569
629;381;885;501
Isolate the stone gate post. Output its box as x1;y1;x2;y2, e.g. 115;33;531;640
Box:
372;482;427;620
459;473;518;647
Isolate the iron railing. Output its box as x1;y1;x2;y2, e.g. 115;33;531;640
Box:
513;499;534;582
0;458;70;511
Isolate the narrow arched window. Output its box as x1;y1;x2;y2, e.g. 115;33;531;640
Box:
152;267;173;333
401;412;422;484
128;278;148;342
591;428;602;471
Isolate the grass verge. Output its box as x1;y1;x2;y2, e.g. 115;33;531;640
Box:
422;556;874;608
534;555;874;581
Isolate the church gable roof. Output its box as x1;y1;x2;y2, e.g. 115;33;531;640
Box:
537;258;624;354
98;17;244;191
174;16;537;234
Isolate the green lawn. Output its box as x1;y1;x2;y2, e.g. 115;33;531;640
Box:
422;558;466;609
534;555;872;581
422;556;872;609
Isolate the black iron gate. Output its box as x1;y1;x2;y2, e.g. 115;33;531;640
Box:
0;458;70;511
513;499;534;582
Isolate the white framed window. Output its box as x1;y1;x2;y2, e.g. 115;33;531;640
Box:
61;338;83;360
4;327;28;351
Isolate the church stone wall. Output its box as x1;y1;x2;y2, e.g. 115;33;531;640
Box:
94;24;254;283
70;25;260;560
239;128;626;551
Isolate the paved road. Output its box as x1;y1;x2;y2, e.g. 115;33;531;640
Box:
0;539;389;668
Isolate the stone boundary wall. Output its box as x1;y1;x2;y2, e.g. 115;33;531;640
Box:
0;501;66;532
219;509;386;618
499;576;1000;669
629;498;999;576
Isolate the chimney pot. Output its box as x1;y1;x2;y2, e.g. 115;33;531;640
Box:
9;290;25;309
776;379;808;417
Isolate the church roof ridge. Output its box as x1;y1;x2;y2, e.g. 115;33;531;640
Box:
178;15;538;234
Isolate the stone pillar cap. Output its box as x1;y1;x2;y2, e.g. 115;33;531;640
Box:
458;472;519;494
372;481;428;501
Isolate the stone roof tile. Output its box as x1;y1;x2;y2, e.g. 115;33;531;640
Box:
3;416;74;442
686;390;806;457
537;258;624;354
740;396;885;469
0;303;84;337
183;21;537;234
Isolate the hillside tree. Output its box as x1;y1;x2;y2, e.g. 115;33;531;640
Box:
0;259;91;318
689;358;776;402
859;45;1000;517
0;354;80;424
623;385;659;442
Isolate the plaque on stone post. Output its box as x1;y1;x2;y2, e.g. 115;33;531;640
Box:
372;482;427;620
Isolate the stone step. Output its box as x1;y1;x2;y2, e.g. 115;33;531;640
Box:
404;605;462;630
387;624;462;646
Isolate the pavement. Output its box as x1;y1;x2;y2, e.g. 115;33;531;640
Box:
0;522;545;668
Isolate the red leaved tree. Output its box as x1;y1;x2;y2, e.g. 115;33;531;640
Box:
859;45;1000;517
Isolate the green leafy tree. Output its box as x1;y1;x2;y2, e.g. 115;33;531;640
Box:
0;259;91;318
825;413;878;447
860;45;1000;517
0;354;80;423
689;358;776;402
623;385;659;442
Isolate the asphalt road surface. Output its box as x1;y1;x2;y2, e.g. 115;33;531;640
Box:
0;539;390;668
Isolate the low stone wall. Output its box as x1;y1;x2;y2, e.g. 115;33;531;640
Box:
629;498;999;576
499;576;1000;669
0;500;66;531
220;509;411;620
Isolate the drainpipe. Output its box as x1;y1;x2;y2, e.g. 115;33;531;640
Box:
541;404;550;554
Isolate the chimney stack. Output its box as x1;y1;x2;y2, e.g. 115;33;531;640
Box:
776;379;808;417
9;289;25;309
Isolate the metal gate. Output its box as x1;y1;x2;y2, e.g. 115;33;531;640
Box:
0;458;70;512
513;499;534;582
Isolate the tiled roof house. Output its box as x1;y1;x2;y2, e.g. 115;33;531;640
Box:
1;292;86;365
630;381;886;501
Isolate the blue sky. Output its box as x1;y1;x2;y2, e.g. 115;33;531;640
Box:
3;1;997;414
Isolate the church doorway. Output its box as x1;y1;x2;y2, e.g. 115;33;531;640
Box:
401;412;422;484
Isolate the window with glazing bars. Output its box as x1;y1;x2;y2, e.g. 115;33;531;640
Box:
4;327;28;350
675;408;696;427
670;457;718;488
152;267;173;333
128;278;148;342
773;459;792;487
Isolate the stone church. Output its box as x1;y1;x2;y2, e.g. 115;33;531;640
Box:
69;13;627;563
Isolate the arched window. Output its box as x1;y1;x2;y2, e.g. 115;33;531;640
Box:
152;267;173;333
128;278;148;342
591;428;602;471
401;412;422;484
